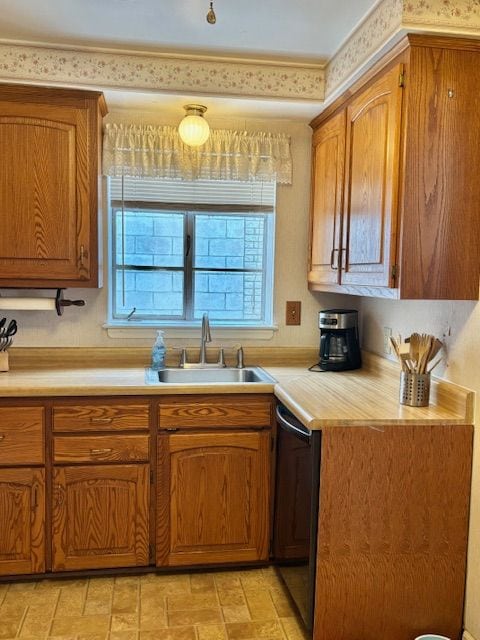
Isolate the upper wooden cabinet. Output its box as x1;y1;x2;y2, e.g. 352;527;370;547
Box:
309;36;480;299
342;65;403;288
0;84;107;288
308;111;345;286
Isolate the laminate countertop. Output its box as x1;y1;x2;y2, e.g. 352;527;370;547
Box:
0;349;473;429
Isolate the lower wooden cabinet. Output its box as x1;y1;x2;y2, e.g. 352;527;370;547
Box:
157;429;271;567
0;468;45;575
52;464;150;571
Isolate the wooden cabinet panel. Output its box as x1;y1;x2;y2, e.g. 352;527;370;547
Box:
0;468;45;575
0;407;44;465
53;403;150;432
0;104;86;281
314;424;472;640
308;111;346;286
0;84;106;288
157;430;270;566
54;435;150;464
52;464;149;571
341;64;403;288
159;396;272;429
400;46;480;299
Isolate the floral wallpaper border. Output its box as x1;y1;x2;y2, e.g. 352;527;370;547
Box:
0;43;325;101
326;0;480;96
326;0;404;95
404;0;480;27
0;0;479;108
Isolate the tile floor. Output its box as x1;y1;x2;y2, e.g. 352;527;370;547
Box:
0;567;309;640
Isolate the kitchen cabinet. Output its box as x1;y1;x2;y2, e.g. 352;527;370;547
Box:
341;65;402;288
0;84;107;288
0;406;45;576
51;400;151;571
52;464;149;571
309;35;480;299
156;395;273;567
0;468;45;575
308;110;345;286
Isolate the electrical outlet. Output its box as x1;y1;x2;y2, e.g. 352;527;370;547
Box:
286;301;301;326
383;326;392;354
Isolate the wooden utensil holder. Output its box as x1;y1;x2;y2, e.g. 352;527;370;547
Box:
0;351;8;372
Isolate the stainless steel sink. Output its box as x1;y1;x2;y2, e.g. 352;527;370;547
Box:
145;366;276;385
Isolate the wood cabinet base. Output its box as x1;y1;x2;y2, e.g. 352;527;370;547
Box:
52;464;149;571
0;468;45;575
157;430;271;567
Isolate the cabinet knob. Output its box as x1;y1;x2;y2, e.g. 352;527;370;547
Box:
0;434;4;442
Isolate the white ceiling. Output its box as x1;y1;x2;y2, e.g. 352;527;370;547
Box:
0;0;379;120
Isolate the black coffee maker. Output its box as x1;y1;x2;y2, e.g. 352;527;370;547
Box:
317;309;361;371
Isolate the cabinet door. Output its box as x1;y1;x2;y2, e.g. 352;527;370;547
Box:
309;110;346;286
157;430;270;566
341;65;403;287
52;464;149;571
0;100;94;286
0;468;45;575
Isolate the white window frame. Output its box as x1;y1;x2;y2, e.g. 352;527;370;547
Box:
105;179;277;337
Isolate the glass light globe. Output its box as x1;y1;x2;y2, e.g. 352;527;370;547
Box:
178;105;210;147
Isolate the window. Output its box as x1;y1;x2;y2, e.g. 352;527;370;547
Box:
109;177;275;326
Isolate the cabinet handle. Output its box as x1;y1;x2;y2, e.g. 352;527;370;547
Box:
330;248;339;270
90;417;113;424
90;448;113;455
79;244;87;265
31;484;39;510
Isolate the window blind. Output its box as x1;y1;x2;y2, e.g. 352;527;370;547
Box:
110;177;276;209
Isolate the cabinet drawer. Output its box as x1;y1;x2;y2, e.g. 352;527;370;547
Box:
54;435;150;463
159;397;273;429
53;403;150;432
0;407;44;465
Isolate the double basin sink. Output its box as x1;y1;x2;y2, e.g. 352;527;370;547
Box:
146;366;276;385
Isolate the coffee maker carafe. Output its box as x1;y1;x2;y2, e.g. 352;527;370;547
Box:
318;309;361;371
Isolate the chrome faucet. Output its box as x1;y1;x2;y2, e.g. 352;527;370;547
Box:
199;312;212;365
178;312;226;368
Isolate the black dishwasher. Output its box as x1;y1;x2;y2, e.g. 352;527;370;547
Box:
273;403;321;634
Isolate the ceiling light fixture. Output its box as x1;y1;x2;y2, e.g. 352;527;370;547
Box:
206;1;216;24
178;104;210;147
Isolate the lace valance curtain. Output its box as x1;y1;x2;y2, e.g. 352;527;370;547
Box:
103;123;292;184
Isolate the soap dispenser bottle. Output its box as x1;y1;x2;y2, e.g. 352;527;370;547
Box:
151;330;166;370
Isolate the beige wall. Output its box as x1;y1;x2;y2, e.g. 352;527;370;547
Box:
360;296;480;639
1;111;343;350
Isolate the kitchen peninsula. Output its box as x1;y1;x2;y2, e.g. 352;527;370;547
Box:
0;348;473;640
